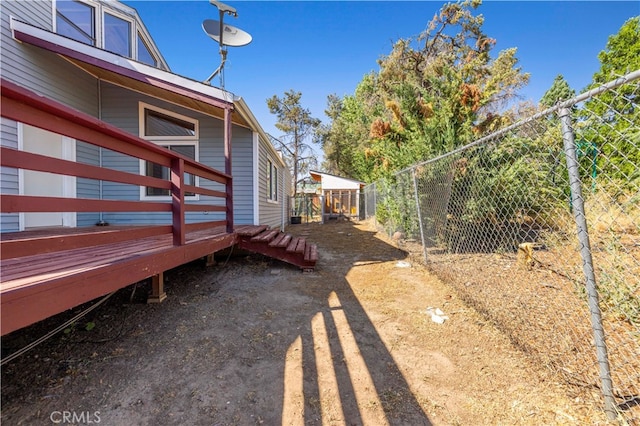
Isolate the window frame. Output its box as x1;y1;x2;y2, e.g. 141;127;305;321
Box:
54;0;96;46
136;31;157;67
54;0;162;67
266;158;278;203
138;102;200;201
102;9;133;58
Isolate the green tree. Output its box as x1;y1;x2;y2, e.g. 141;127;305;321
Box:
581;16;640;186
540;75;575;107
321;0;530;181
267;90;321;196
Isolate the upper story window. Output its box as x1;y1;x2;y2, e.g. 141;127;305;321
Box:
104;12;131;57
137;33;157;67
55;0;163;69
56;0;95;45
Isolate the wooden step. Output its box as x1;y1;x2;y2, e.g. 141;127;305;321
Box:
268;233;286;247
295;238;306;254
251;229;279;243
235;225;318;271
272;234;292;248
236;225;269;237
286;237;300;253
287;237;306;253
304;243;318;262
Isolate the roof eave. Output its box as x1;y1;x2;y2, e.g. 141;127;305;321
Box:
10;17;237;114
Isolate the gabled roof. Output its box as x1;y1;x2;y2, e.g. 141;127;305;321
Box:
10;18;248;127
9;15;286;168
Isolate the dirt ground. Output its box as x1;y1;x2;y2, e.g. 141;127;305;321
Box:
1;219;611;425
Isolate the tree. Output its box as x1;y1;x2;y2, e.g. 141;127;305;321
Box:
320;0;530;181
540;74;575;107
267;90;321;197
580;16;640;186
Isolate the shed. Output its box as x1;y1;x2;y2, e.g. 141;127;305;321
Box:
309;170;365;221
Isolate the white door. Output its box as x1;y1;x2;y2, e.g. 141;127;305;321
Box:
21;124;76;229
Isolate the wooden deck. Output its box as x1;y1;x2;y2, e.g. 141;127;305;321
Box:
1;224;319;336
0;225;238;336
0;79;238;336
0;79;319;337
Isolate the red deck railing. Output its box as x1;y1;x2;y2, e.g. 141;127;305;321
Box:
0;78;239;335
0;78;234;256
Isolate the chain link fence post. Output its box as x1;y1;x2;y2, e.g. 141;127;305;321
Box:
559;106;617;420
412;167;428;263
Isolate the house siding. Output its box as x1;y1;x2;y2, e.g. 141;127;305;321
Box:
1;1;99;117
257;138;285;229
2;0;99;231
76;142;101;226
1;4;263;232
97;82;254;226
1;118;20;232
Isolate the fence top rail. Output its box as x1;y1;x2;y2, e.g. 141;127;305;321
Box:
0;78;232;182
394;69;640;176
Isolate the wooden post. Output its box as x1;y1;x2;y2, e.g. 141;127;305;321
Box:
171;157;185;246
205;253;216;267
148;272;167;303
224;107;234;233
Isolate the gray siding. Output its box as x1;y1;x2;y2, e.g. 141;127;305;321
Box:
98;82;254;226
2;1;98;231
1;118;20;231
258;138;285;229
230;126;254;225
1;1;99;116
76;141;101;226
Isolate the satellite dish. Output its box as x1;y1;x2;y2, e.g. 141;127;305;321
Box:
201;1;252;87
202;19;252;47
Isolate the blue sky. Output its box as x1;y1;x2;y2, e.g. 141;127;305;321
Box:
124;0;639;159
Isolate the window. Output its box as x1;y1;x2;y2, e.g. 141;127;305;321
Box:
145;109;195;137
55;0;161;67
139;104;199;199
145;145;196;196
137;33;157;67
104;12;131;57
56;0;95;46
267;159;278;202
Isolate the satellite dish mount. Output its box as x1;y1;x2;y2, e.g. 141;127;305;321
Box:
203;1;252;87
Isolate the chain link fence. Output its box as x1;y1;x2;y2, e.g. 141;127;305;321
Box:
364;70;640;423
290;194;324;224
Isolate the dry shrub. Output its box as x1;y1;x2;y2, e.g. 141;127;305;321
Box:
370;119;391;139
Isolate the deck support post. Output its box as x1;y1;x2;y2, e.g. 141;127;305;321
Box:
171;158;186;246
148;272;167;303
205;253;216;267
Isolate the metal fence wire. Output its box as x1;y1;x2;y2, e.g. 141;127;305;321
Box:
364;70;640;423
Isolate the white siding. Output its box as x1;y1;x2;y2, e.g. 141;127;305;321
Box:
319;174;362;190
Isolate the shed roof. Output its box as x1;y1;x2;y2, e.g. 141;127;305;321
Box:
309;170;365;190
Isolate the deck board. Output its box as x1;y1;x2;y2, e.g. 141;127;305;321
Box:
0;225;247;335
